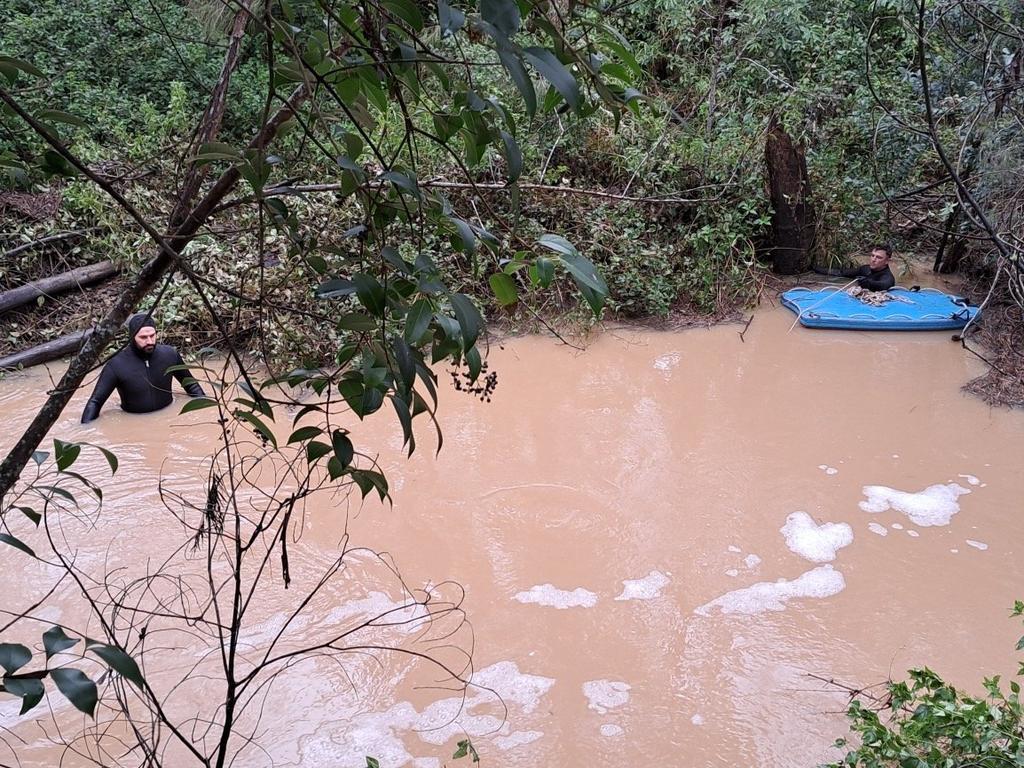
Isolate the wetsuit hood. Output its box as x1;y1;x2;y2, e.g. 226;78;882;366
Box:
127;313;157;357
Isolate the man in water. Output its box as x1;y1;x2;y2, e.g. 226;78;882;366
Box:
842;244;896;291
817;244;896;291
81;313;207;423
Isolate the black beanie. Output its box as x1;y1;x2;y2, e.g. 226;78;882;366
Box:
127;313;156;338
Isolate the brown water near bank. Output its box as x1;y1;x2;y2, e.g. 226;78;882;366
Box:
1;300;1023;767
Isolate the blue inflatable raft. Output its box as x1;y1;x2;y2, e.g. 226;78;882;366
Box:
781;287;980;331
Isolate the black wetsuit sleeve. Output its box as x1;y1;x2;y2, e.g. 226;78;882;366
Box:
813;266;844;277
857;266;895;291
839;265;870;279
81;363;118;423
169;350;206;397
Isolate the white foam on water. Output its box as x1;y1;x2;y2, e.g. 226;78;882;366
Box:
906;530;919;538
513;584;598;609
868;522;888;537
415;661;555;747
818;464;839;475
335;702;439;768
600;724;624;737
780;512;853;563
892;454;900;459
727;545;742;553
691;714;705;725
695;565;846;616
744;554;762;569
582;680;631;714
950;548;959;553
493;731;543;750
859;483;970;527
470;661;556;714
653;352;681;374
958;474;981;486
891;522;904;530
615;570;670;601
725;568;739;577
966;539;989;551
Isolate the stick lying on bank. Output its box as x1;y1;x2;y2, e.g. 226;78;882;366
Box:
0;260;119;315
0;330;92;372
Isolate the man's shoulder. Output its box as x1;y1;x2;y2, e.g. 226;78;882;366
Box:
153;343;181;356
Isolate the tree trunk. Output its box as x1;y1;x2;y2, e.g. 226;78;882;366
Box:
765;119;816;274
0;260;118;315
0;330;91;371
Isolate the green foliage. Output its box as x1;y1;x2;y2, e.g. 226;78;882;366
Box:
824;605;1024;767
0;626;143;717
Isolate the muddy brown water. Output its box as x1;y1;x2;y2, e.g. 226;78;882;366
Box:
1;297;1023;767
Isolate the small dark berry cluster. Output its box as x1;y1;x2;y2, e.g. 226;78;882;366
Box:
450;361;498;402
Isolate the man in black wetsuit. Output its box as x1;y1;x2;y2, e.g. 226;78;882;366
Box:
837;244;896;291
81;313;206;423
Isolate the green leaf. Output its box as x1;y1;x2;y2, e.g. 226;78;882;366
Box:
353;273;386;316
316;278;357;299
480;0;520;35
350;469;390;502
332;430;355;471
497;49;536;117
437;0;464;35
37;109;88;128
0;644;32;674
50;667;98;717
382;0;424;31
288;426;323;444
40;150;76;177
0;55;44;81
43;627;80;659
87;644;144;687
306;440;332;463
489;273;518;306
180;397;218;414
195;141;240;163
391;395;416;455
366;757;381;768
538;234;608;295
234;410;278;448
0;533;36;558
53;439;81;471
382;170;421;198
337;313;379;332
3;677;44;714
523;47;580;108
447;216;476;254
16;506;40;526
405;299;433;344
449;294;483;351
391;337;416;392
466;346;482;382
499;130;522;182
95;446;118;475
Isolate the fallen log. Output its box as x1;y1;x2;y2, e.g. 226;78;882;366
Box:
0;330;91;371
0;260;119;315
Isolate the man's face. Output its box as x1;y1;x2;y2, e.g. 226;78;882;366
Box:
869;249;890;270
134;327;157;353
